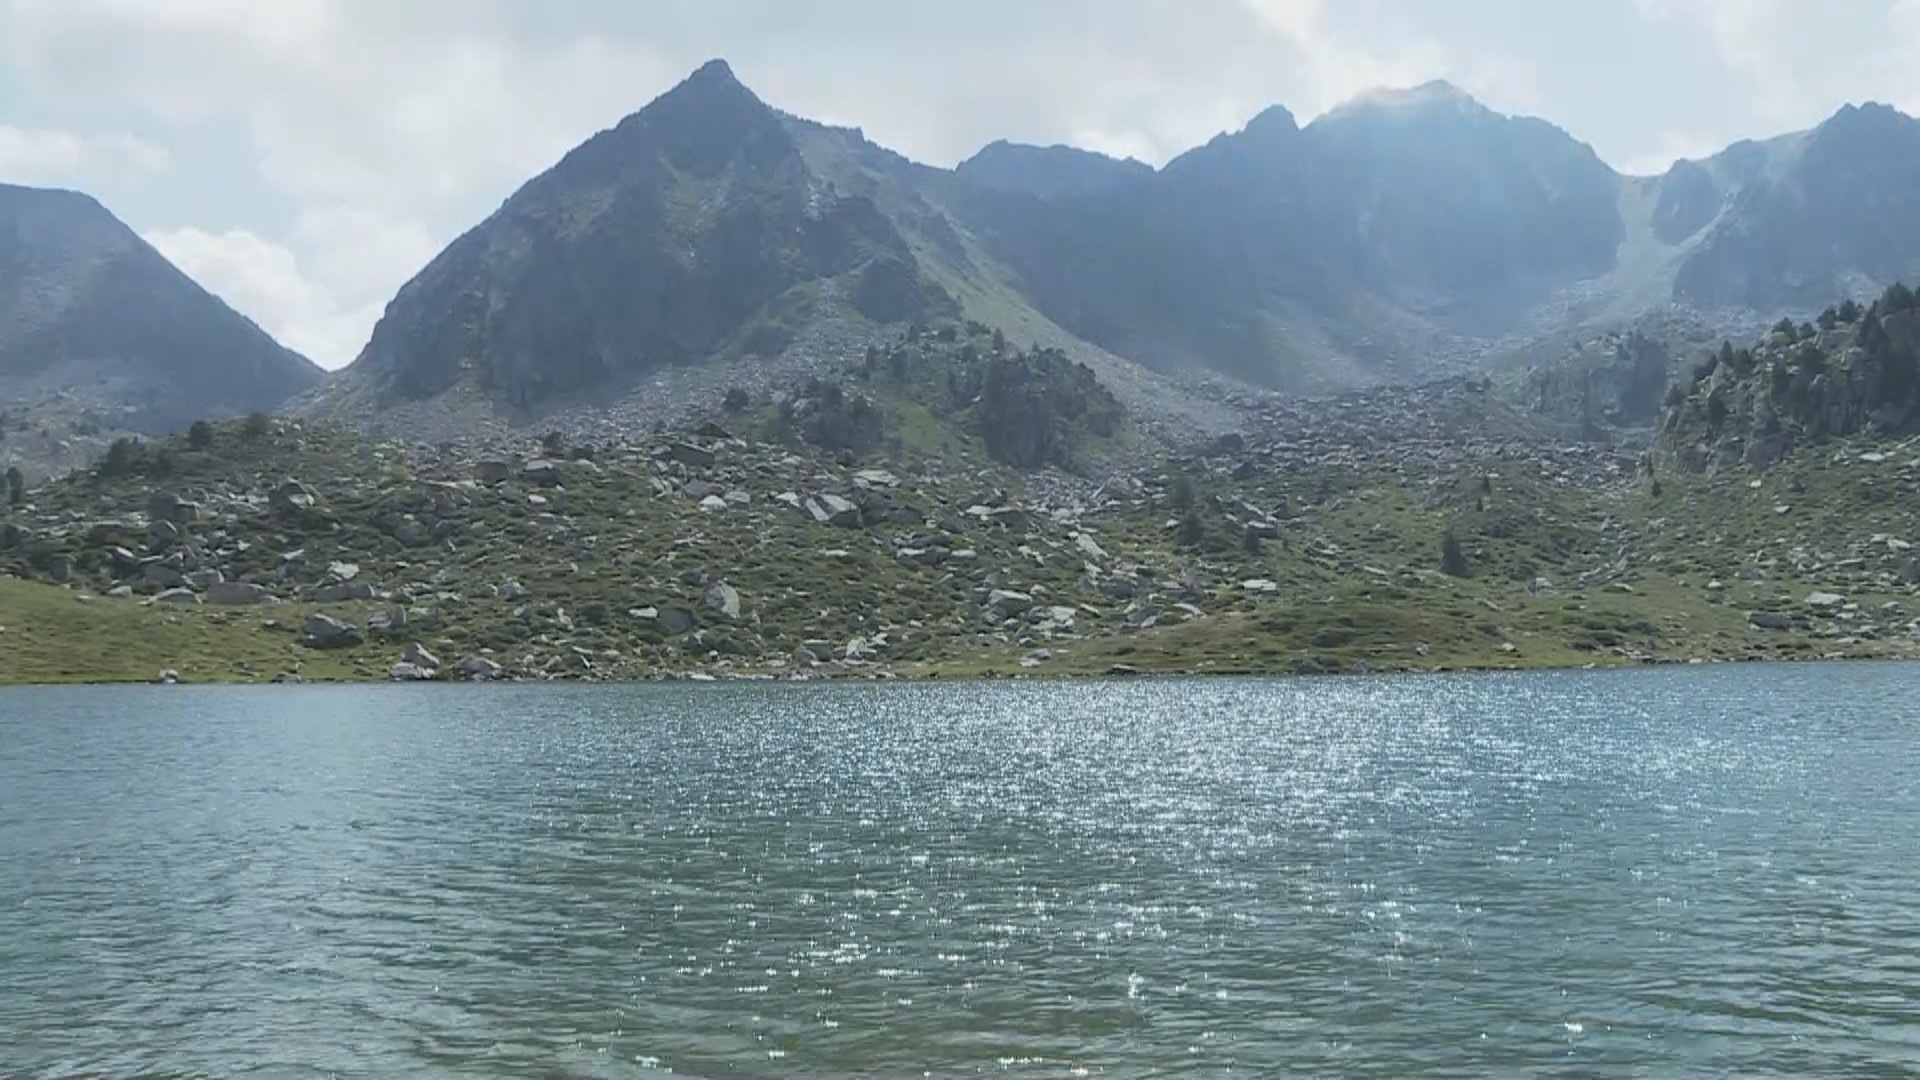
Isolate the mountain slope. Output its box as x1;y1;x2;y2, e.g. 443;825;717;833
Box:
320;60;1920;431
0;183;323;435
342;60;957;414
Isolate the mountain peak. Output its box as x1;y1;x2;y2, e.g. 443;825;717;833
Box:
1321;80;1492;124
684;57;741;89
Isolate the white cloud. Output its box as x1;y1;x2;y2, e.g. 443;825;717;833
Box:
1617;131;1731;177
0;126;169;185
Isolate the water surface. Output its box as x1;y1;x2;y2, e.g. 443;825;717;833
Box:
2;666;1918;1076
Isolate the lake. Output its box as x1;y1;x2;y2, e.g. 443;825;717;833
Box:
1;667;1917;1077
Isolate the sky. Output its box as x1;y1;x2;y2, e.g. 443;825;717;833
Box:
3;0;1919;371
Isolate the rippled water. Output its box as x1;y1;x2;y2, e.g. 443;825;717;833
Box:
2;666;1918;1076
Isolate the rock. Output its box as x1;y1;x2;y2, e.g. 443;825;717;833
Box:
326;561;360;583
156;669;181;685
269;479;317;514
46;554;71;583
895;546;947;567
1749;611;1795;631
1099;576;1137;600
1073;532;1110;561
663;441;717;469
806;493;862;528
475;460;512;485
185;569;224;591
1240;578;1281;595
792;645;820;666
658;605;698;635
1106;663;1142;676
151;588;201;606
843;636;880;662
388;662;436;682
314;582;377;603
142;564;188;590
147;492;199;525
986;589;1033;615
521;459;563;486
704;580;741;620
303;613;361;649
853;468;899;488
499;579;529;601
698;494;729;513
393;516;430;547
1805;591;1847;613
457;655;503;680
206;582;273;605
368;608;409;638
402;642;442;670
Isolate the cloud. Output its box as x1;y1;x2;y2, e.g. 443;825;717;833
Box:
0;126;169;185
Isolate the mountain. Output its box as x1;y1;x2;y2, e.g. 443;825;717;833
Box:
0;184;323;435
323;60;1920;431
341;60;958;414
1667;104;1920;311
954;141;1153;199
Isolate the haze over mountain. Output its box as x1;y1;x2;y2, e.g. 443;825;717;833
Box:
0;183;324;437
314;59;1920;429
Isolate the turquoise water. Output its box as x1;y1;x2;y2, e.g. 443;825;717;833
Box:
1;666;1917;1076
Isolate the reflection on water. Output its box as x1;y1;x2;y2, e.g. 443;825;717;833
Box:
2;666;1918;1076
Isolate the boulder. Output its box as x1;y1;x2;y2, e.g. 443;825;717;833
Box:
475;460;512;485
1805;591;1848;613
402;643;442;670
206;582;274;605
142;564;188;590
147;492;199;525
185;569;224;591
457;655;503;680
367;608;409;638
393;516;430;547
662;441;717;469
521;459;563;487
314;582;377;603
388;662;436;682
151;588;202;606
268;480;317;514
704;580;741;621
985;589;1032;614
303;613;362;649
698;494;729;513
1749;611;1795;631
498;579;529;601
806;493;862;528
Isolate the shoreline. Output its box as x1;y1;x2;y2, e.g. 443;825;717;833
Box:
5;646;1914;689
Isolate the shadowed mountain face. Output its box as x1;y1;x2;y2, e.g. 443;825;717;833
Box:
349;60;954;410
338;60;1920;416
0;184;322;433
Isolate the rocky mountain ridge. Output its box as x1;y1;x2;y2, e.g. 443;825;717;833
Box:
313;61;1920;435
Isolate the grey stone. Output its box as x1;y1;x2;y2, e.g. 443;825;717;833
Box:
206;582;274;605
388;662;436;682
475;460;512;485
457;655;503;680
402;642;442;670
521;459;563;486
1749;611;1795;631
303;613;361;649
705;580;741;620
151;587;202;606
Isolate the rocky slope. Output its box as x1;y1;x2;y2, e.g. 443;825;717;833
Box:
1663;283;1920;469
310;61;1920;435
12;333;1920;683
0;184;324;476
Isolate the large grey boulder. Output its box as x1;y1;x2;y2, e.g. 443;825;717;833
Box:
704;580;741;621
806;493;862;528
151;588;201;606
303;613;361;649
206;582;274;605
457;655;503;680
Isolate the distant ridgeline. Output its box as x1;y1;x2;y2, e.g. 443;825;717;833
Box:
1662;282;1920;469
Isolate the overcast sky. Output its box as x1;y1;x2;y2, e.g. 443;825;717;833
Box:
4;0;1918;370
